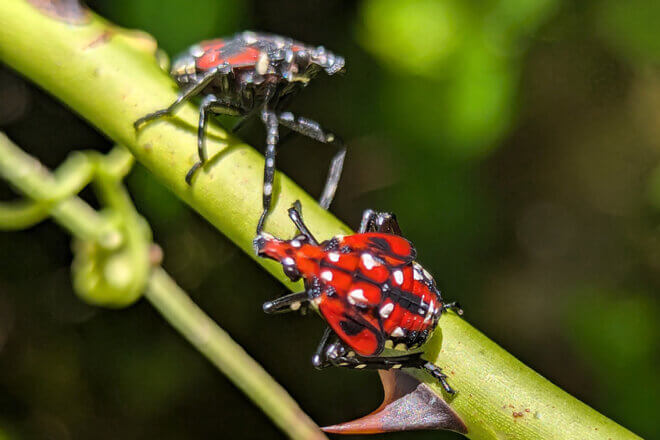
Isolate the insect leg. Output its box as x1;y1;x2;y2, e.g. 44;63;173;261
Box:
311;327;336;369
419;361;456;394
276;112;346;210
319;148;347;210
134;65;228;130
185;94;217;183
442;301;464;316
184;96;242;184
262;291;309;314
325;347;456;394
256;109;280;234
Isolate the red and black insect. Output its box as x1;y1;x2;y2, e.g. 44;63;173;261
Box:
134;31;346;233
254;203;463;393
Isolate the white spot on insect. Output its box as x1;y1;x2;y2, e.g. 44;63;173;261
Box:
321;270;333;282
326;134;335;142
290;240;301;248
361;253;378;270
379;303;394;319
328;252;340;262
243;32;257;44
392;327;405;337
284;49;294;65
355;364;367;369
282;257;295;266
256;52;270;75
290;301;301;311
392;364;402;369
424;300;435;323
423;268;433;280
190;44;204;57
393;270;404;285
263;183;272;196
348;289;367;305
347;351;356;358
413;264;424;280
266;158;275;168
339;362;350;366
384;340;394;349
394;342;407;351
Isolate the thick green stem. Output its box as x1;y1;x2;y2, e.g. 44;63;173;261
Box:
0;2;641;438
0;132;326;440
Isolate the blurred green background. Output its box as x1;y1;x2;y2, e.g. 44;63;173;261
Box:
1;0;659;438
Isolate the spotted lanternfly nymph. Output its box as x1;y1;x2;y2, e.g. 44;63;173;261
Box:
134;31;347;233
254;203;463;394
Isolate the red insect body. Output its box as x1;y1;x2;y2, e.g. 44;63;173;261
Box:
258;232;444;357
256;207;461;394
195;39;262;70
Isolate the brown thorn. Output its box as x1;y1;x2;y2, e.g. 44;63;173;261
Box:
322;370;468;435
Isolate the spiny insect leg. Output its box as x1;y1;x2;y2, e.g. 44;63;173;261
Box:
276;112;346;210
262;291;308;314
319;343;457;394
442;301;464;316
134;65;225;130
256;109;280;234
185;96;242;184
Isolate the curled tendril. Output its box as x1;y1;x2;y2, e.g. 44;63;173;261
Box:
0;140;153;307
70;149;153;308
71;207;152;308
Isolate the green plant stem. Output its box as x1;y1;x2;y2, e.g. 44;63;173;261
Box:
0;200;50;229
0;2;641;438
0;134;115;242
146;268;326;440
0;132;327;440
